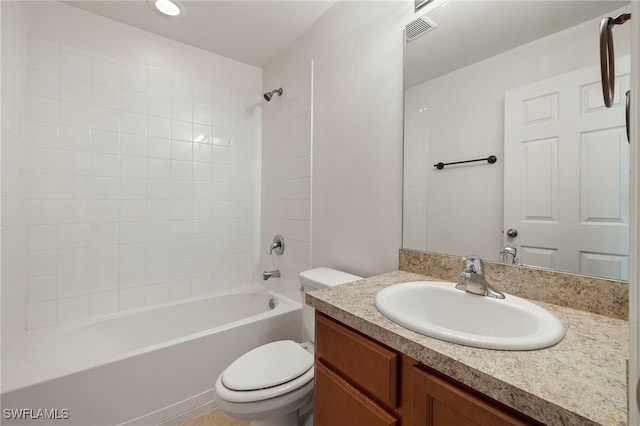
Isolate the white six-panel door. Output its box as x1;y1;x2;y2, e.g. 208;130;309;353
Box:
504;57;630;280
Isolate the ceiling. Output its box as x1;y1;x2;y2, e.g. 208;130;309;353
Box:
405;0;629;88
63;0;338;68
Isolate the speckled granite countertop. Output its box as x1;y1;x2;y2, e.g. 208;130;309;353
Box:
306;270;628;426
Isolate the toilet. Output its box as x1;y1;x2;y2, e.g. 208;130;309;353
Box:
214;267;362;426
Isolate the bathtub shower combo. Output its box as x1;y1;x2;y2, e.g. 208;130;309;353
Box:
1;289;302;425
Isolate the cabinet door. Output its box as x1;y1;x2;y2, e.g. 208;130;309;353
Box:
315;313;399;407
315;361;399;426
412;367;536;426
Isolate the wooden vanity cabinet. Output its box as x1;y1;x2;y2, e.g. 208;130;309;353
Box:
411;367;539;426
314;313;541;426
314;362;399;426
314;311;400;426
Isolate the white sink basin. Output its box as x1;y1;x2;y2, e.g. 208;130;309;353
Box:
375;281;565;350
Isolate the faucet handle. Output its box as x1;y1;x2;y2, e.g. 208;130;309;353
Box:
269;234;285;256
462;255;483;274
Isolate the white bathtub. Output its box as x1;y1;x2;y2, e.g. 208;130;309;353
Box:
1;288;302;426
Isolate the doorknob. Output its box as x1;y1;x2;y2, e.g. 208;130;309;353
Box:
506;228;518;238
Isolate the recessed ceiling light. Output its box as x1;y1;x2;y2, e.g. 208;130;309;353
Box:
153;0;181;17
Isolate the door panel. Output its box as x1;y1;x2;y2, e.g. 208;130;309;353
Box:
504;57;630;279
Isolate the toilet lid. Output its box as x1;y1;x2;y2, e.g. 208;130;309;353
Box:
222;340;314;391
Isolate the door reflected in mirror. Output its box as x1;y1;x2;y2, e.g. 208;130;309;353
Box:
403;1;631;280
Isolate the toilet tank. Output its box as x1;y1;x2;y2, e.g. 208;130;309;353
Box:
299;267;362;342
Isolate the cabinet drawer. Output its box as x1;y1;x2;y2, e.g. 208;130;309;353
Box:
315;313;399;407
315;361;398;426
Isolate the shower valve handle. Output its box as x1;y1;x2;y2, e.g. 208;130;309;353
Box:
269;234;285;256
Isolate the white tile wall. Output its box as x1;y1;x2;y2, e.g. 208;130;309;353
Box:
261;66;313;301
21;36;262;329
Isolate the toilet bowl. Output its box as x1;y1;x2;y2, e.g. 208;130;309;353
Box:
214;267;362;426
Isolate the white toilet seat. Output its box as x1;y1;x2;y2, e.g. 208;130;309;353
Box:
222;340;314;391
215;365;314;403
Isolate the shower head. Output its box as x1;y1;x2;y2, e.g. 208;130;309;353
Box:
263;88;283;102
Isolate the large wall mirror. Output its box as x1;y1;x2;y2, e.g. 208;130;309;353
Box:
403;0;631;280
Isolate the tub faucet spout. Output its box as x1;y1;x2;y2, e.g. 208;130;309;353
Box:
262;269;281;280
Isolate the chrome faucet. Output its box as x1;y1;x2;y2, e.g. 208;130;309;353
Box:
455;256;505;299
262;269;281;280
499;246;518;265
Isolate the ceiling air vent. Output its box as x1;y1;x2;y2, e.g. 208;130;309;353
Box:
405;15;438;42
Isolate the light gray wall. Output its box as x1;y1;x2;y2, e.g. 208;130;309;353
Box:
263;1;413;278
